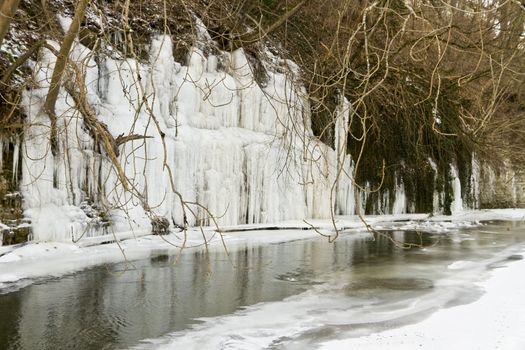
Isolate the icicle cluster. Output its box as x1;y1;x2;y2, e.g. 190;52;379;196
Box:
18;31;422;242
18;35;347;241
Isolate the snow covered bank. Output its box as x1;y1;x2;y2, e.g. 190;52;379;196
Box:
0;222;331;292
1;209;524;293
319;249;525;350
141;251;525;350
1;210;524;350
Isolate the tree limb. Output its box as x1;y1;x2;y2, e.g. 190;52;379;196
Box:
1;39;44;85
42;0;90;156
0;0;21;48
63;78;130;191
115;134;153;147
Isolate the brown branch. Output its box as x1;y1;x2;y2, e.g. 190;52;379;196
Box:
63;72;130;191
115;134;153;147
0;0;21;48
42;0;90;156
231;0;306;50
1;39;44;85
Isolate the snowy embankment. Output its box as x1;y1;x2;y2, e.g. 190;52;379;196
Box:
143;244;525;350
326;210;525;350
319;251;525;350
1;209;524;292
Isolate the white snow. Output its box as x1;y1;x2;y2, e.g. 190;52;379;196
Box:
0;226;324;290
319;250;525;350
447;260;474;270
431;208;525;222
120;216;525;350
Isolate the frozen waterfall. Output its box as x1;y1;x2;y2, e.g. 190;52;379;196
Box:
18;33;412;242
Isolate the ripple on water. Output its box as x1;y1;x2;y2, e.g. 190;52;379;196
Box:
275;269;314;283
345;277;434;292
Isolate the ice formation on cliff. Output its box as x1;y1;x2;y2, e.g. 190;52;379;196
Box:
15;30;416;242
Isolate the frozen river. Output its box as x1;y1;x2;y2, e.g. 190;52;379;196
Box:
1;220;524;349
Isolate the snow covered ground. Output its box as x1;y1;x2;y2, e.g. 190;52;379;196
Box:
318;249;525;350
126;209;525;350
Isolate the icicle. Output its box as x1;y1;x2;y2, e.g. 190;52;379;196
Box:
11;136;19;185
450;164;464;214
470;155;480;209
427;158;443;214
392;179;407;215
334;98;355;215
0;139;3;173
511;174;517;206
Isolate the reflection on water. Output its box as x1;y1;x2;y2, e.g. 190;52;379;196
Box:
0;221;524;350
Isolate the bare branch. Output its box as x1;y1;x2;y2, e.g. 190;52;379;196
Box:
42;0;90;156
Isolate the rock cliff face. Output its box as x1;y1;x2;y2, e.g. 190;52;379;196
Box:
479;167;525;209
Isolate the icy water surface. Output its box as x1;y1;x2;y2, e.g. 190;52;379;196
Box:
1;221;524;349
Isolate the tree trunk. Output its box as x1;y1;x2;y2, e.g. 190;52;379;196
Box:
43;0;90;156
0;0;21;48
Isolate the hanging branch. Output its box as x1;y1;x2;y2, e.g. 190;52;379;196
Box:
60;58;154;193
42;0;90;156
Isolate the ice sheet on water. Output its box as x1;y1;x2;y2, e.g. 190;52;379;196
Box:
133;246;518;350
318;247;525;350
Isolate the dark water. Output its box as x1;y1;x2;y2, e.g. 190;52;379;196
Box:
0;221;524;349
